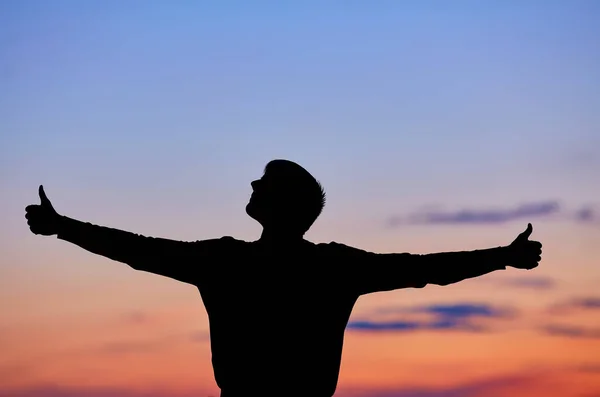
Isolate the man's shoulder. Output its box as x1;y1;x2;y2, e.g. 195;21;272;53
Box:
314;240;372;257
191;236;250;249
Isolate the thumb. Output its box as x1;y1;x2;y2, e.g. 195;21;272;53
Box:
39;185;54;210
517;223;533;241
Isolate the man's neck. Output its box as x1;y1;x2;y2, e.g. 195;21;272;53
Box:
259;228;305;246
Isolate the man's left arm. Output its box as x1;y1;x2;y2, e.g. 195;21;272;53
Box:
353;223;542;295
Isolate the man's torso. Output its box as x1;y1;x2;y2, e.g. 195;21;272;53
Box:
196;238;360;396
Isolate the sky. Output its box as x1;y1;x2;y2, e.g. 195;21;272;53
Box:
1;1;600;396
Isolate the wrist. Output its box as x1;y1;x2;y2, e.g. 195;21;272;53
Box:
500;245;515;268
55;214;68;237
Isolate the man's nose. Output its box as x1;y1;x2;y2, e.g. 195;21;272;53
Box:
251;180;259;190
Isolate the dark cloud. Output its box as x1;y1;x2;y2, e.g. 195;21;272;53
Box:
541;324;600;339
387;201;598;227
348;303;515;333
347;320;422;331
347;319;489;333
422;303;512;318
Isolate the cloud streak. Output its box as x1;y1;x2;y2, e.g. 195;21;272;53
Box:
348;302;515;333
547;296;600;314
541;324;600;339
341;373;540;397
97;337;174;355
387;201;598;227
569;297;600;309
0;329;210;383
541;296;600;338
3;369;588;397
0;385;208;397
95;328;210;356
574;206;600;224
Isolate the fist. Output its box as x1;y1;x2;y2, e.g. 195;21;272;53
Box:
25;185;61;236
507;223;542;270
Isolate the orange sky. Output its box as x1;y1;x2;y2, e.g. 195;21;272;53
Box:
2;225;600;396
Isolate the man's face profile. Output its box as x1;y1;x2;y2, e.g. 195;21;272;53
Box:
246;168;287;225
245;159;326;235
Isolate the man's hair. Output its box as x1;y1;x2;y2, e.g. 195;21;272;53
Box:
264;159;326;234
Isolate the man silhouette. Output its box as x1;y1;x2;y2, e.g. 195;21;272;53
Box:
25;159;542;397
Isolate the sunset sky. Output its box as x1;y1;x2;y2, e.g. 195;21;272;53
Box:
1;1;600;396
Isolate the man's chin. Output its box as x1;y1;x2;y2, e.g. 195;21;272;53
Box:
245;202;256;218
247;203;268;227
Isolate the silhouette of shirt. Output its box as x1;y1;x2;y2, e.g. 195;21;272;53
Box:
56;216;509;397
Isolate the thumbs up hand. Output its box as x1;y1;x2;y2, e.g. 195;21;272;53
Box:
25;185;62;236
507;223;542;270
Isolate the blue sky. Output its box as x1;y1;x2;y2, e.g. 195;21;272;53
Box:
2;1;599;244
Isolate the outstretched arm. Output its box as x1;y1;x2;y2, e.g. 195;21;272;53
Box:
55;215;226;282
25;185;228;283
331;224;542;295
357;245;511;294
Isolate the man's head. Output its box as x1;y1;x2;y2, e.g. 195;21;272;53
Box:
246;159;326;236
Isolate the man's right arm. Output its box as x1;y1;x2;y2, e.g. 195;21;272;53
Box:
56;215;230;283
26;185;232;284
